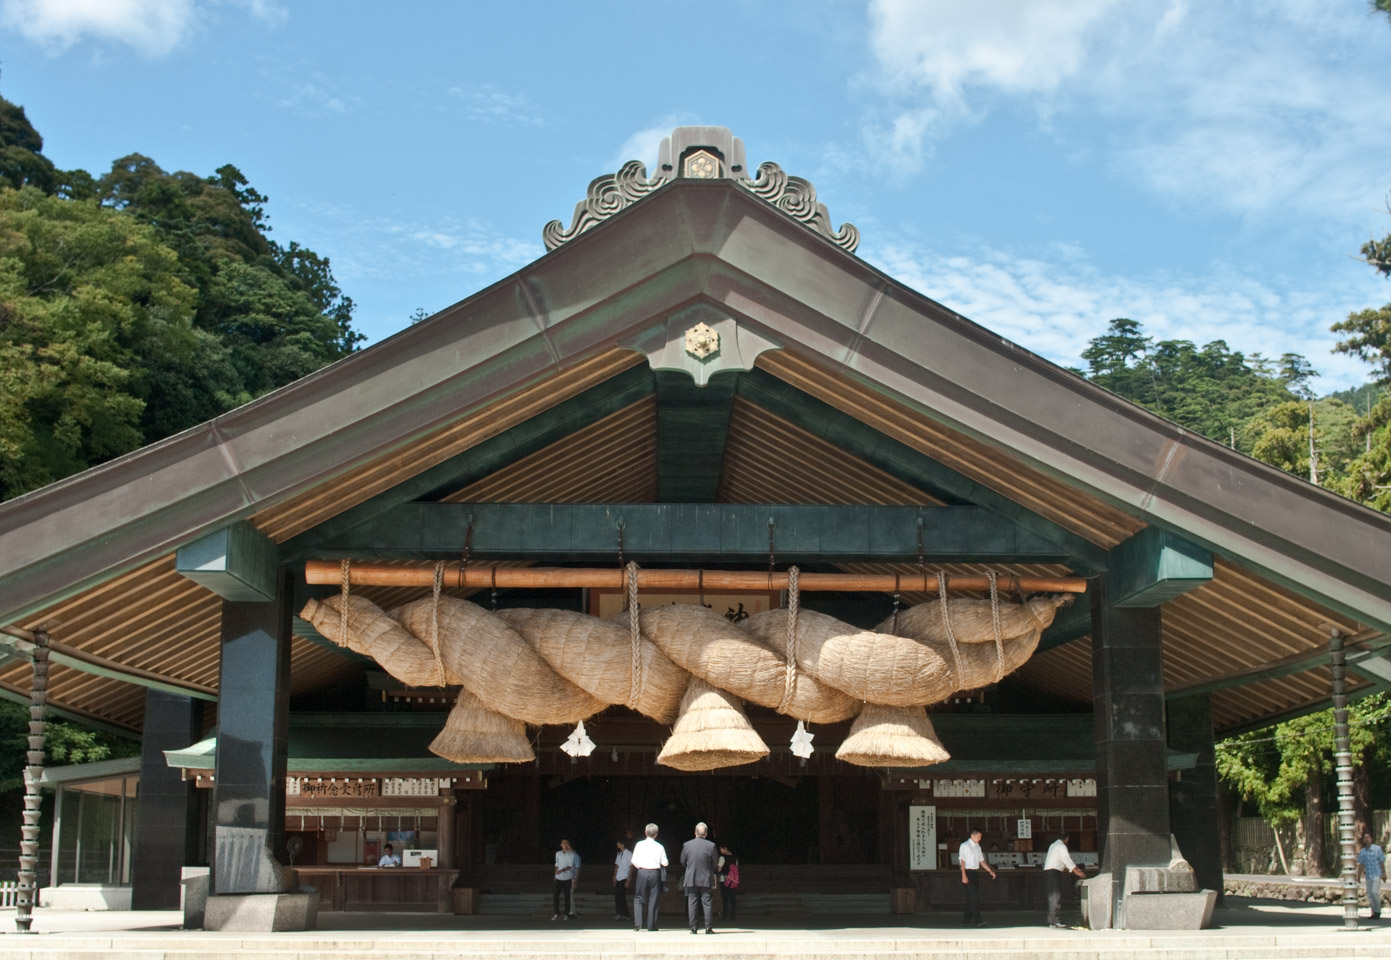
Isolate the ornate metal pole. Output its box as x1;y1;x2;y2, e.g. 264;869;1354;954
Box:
1329;629;1359;931
15;629;50;933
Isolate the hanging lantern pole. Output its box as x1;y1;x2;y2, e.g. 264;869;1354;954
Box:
14;627;50;934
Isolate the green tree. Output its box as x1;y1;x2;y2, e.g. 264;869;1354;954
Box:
0;98;58;195
0;700;137;793
1081;318;1299;450
1217;694;1391;874
0;187;204;497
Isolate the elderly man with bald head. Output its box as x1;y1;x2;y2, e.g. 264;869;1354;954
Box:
681;821;720;934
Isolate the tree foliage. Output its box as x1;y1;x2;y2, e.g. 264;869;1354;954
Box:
0;96;363;500
0;700;138;793
1081;318;1305;451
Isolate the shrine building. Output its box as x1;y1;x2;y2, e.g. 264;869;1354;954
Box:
1;127;1388;930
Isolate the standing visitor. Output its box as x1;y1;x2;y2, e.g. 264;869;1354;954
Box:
552;838;577;921
958;827;996;927
718;844;739;923
1357;832;1386;920
1042;831;1086;928
630;823;668;931
681;821;719;934
613;838;633;921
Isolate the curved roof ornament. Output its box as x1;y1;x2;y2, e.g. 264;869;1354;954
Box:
543;126;859;254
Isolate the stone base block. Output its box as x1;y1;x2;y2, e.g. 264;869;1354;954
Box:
39;884;132;911
181;868;210;929
202;891;319;931
1080;872;1111;929
1122;889;1217;929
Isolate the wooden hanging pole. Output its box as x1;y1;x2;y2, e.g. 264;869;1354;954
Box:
303;561;1087;594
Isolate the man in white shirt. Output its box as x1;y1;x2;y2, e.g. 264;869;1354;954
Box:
613;838;634;920
377;843;401;868
553;838;577;921
1043;831;1087;928
629;823;669;931
958;827;996;927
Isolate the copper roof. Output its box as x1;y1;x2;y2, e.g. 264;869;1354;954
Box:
1;175;1387;737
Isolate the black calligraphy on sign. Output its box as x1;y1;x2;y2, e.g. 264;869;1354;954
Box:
298;780;379;799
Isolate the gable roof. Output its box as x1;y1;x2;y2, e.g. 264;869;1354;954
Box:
2;162;1388;734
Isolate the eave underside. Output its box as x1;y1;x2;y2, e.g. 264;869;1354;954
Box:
2;354;1373;735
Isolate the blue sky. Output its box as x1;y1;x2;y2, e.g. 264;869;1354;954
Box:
2;0;1389;392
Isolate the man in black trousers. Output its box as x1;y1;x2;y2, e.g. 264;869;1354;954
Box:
681;821;719;934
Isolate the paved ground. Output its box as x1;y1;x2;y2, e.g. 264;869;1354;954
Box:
0;897;1387;940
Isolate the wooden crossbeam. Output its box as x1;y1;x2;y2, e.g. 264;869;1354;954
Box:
1167;627;1386;701
308;502;1079;563
304;561;1086;594
0;627;218;702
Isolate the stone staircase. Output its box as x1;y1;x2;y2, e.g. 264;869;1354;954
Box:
3;930;1391;960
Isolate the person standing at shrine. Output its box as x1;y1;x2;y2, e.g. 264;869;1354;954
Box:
1358;831;1386;920
630;823;669;931
552;838;577;921
1042;831;1086;928
613;837;633;921
958;827;996;927
681;822;718;934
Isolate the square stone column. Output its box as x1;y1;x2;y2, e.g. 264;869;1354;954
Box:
1091;578;1172;927
131;690;205;908
212;570;292;895
1167;693;1224;903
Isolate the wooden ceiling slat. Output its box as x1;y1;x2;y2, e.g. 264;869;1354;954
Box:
756;353;1144;547
254;350;645;542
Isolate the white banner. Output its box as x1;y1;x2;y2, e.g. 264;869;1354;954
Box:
909;805;937;871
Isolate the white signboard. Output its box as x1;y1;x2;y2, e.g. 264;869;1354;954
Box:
1017;818;1032;839
908;805;937;871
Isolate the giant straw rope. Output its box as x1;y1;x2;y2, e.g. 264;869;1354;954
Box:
301;575;1069;771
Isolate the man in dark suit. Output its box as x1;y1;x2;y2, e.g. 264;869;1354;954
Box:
681;821;719;934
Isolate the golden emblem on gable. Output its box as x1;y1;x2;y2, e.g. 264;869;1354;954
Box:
685;321;720;360
683;150;720;179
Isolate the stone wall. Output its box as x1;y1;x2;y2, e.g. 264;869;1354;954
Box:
1225;875;1387;907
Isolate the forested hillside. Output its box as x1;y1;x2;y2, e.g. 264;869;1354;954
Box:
0;96;361;501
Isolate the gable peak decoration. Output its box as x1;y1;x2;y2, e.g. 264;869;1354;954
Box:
543;126;859;254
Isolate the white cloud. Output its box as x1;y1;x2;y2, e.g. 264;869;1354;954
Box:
233;0;286;24
0;0;195;57
273;75;355;116
607;113;700;175
862;233;1385;392
868;0;1120;102
447;84;544;127
859;0;1391;223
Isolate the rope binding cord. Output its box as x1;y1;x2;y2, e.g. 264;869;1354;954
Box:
625;560;644;709
891;573;901;634
937;572;965;686
778;565;801;714
429;561;447;687
986;570;1005;683
338;558;352;647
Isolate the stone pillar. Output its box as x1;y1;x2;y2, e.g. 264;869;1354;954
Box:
131;690;206;909
1166;693;1223;904
1091;579;1171;928
212;571;292;895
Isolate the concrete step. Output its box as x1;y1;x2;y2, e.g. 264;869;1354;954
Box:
476;891;890;916
5;933;1391;960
